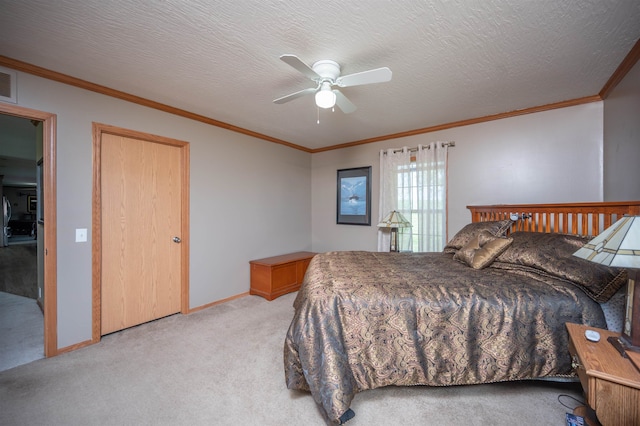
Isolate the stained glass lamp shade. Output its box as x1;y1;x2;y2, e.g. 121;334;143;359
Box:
377;210;411;252
574;216;640;352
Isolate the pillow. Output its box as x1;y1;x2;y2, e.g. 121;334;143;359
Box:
453;230;513;269
490;232;627;302
443;220;513;254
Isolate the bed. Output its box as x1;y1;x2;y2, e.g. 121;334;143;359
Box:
284;201;640;424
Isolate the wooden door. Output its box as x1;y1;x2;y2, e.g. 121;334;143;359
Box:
99;131;185;335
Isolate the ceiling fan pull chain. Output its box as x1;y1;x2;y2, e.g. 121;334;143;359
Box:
317;107;320;124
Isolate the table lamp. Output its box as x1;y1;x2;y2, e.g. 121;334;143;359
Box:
377;210;411;252
573;216;640;353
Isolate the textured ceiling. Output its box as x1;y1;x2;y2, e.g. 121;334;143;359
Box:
0;0;639;151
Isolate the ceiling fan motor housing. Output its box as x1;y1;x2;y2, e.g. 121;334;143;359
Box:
312;60;341;81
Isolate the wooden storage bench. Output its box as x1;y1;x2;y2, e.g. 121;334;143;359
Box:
249;251;316;301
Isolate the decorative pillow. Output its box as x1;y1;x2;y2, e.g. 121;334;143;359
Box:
453;230;513;269
443;220;513;254
490;232;627;302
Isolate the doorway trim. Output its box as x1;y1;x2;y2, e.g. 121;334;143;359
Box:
91;122;190;342
0;102;58;357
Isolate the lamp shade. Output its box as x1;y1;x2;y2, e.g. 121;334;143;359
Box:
574;215;640;354
573;216;640;268
377;210;411;253
377;210;412;228
315;82;336;109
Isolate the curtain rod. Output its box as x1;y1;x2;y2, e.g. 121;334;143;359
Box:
384;141;455;154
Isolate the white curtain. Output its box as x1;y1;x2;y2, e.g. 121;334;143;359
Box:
378;142;449;252
378;147;411;251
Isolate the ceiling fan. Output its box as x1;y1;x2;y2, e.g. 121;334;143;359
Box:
273;54;392;113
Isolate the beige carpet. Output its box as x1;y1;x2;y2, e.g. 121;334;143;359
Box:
0;292;586;425
0;242;38;299
0;291;43;371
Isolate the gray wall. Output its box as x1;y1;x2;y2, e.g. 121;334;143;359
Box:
603;59;640;201
311;102;604;253
5;56;638;351
11;71;312;349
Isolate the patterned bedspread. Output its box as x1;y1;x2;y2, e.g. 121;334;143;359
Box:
283;251;606;423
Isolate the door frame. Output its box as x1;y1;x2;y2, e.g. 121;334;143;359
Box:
0;102;58;357
91;122;190;341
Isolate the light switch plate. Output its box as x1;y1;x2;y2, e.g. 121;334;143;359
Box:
76;228;87;242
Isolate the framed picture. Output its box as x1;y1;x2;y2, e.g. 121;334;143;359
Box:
27;195;37;213
337;166;371;225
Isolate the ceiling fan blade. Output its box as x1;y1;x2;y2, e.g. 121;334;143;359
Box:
336;67;392;87
273;87;317;104
334;90;357;114
280;54;320;80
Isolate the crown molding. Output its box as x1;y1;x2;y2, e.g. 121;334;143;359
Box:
2;41;638;155
0;55;312;153
311;95;603;153
599;38;640;100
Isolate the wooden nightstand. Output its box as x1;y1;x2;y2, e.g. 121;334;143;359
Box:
249;252;315;301
566;323;640;425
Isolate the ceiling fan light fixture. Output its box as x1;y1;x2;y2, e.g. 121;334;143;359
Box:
315;82;336;109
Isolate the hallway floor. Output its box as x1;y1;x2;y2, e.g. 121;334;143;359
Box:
0;291;43;371
0;240;38;299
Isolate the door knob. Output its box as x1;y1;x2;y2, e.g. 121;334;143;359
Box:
173;236;181;243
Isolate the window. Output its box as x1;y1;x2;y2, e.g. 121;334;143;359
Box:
379;142;450;252
396;158;446;251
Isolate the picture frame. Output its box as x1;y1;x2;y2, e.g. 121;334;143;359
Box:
27;195;37;213
337;166;371;225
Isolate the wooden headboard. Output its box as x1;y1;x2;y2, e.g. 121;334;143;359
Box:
468;201;640;237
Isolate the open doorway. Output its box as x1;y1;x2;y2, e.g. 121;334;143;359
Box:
0;115;41;370
0;102;57;369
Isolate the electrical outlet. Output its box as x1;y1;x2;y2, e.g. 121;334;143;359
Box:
75;228;87;242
